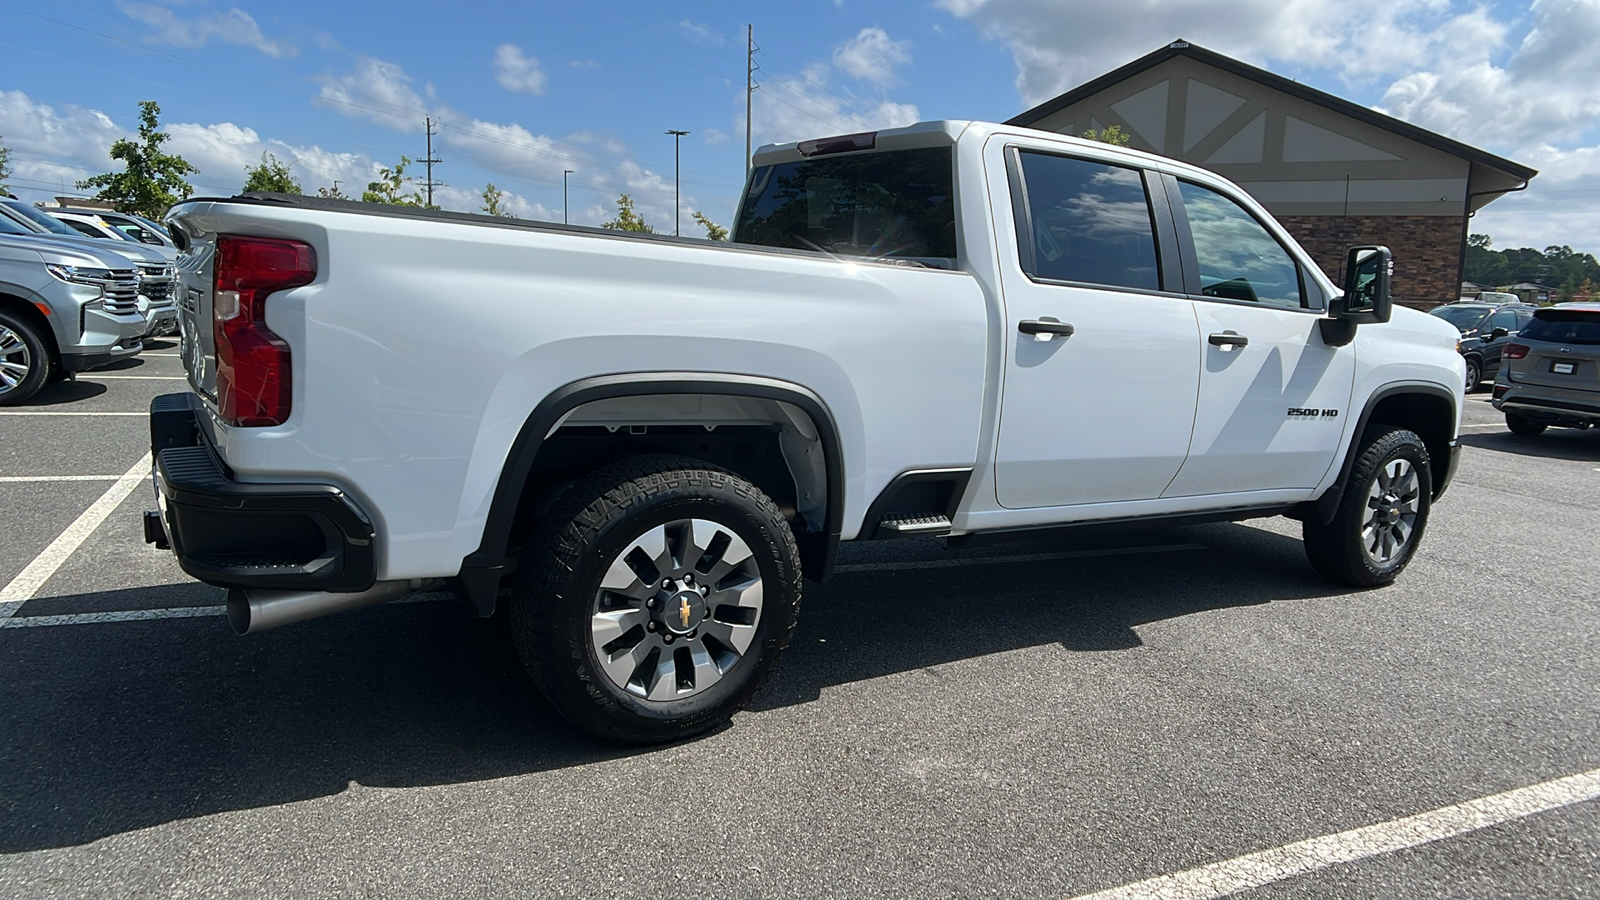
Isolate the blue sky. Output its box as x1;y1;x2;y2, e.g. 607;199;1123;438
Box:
3;0;1597;252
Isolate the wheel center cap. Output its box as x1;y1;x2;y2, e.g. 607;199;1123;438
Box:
660;590;704;635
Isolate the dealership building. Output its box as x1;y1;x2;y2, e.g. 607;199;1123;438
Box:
1007;41;1537;308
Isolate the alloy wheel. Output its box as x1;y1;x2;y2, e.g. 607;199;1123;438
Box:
590;518;765;701
0;325;34;396
1362;459;1421;565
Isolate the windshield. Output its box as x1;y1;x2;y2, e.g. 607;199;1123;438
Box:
734;147;957;265
1429;305;1489;332
1523;309;1600;345
0;201;83;237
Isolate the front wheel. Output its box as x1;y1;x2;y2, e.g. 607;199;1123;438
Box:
1303;428;1432;588
0;311;49;406
511;455;802;744
1463;357;1481;393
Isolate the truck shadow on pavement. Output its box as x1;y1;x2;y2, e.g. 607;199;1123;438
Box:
0;522;1351;852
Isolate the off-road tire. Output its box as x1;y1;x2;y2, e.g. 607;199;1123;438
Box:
1505;413;1546;437
0;310;49;407
1303;427;1432;588
511;454;802;744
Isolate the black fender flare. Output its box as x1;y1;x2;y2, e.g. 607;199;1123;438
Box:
455;372;845;615
1312;381;1458;525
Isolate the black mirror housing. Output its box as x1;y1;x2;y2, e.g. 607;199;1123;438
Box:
1331;245;1393;325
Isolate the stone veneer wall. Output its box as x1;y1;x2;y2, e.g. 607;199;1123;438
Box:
1274;215;1465;310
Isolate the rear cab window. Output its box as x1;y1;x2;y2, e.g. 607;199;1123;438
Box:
734;147;957;268
1011;151;1162;291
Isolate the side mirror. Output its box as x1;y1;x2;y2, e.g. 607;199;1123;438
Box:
1487;327;1509;340
1331;245;1393;325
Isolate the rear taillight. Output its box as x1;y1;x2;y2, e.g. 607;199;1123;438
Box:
1493;384;1510;399
214;236;316;427
1503;342;1530;360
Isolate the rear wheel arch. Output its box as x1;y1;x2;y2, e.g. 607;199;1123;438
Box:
1313;383;1456;524
457;373;844;615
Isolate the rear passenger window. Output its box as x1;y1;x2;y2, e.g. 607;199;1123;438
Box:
1016;152;1161;291
1488;310;1519;332
1178;181;1305;309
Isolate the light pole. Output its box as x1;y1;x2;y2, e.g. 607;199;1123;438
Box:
563;169;574;225
666;129;689;236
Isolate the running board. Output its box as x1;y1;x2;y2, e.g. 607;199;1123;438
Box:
877;514;952;536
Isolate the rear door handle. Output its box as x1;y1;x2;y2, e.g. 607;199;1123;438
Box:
1208;331;1249;349
1019;319;1075;338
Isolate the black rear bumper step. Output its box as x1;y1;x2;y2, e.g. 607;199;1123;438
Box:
148;393;377;592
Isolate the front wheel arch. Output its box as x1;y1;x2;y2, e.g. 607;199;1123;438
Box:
1312;383;1456;526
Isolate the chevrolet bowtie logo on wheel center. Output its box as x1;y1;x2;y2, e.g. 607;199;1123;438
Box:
679;596;692;630
660;587;704;635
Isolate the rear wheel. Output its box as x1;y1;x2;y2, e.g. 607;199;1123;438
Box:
0;311;49;407
1303;428;1432;588
1505;413;1546;437
511;455;802;744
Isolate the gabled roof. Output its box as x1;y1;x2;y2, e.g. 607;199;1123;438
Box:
1008;40;1537;182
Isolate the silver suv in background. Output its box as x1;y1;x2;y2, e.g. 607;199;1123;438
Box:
0;200;178;337
0;235;146;404
1492;303;1600;437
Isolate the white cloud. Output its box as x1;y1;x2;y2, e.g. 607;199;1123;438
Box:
118;1;291;57
493;44;548;96
316;56;430;132
831;27;913;86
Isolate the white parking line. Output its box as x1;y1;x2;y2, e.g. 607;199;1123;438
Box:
0;452;152;621
833;544;1206;574
0;411;147;417
1068;767;1600;900
0;475;122;483
1458;423;1504;432
88;375;187;381
141;352;181;357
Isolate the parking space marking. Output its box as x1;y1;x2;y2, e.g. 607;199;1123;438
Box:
0;411;147;417
0;452;152;621
1068;767;1600;900
88;375;187;381
141;352;181;357
0;475;123;483
1458;424;1504;432
834;543;1206;574
3;607;226;627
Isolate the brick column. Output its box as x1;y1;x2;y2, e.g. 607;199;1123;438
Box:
1275;215;1465;310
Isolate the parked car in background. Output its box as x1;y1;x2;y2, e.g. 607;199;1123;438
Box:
0;200;178;337
0;233;146;404
1429;297;1536;391
1492;303;1600;436
54;207;176;250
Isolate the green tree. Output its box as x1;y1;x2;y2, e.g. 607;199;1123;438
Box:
481;182;516;217
0;135;11;196
362;156;426;207
692;210;728;241
601;193;654;232
76;100;199;218
1080;124;1131;147
317;183;349;200
242;152;301;195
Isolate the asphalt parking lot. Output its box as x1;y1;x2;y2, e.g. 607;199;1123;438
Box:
1;352;1597;899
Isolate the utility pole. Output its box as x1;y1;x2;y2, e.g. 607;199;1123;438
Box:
666;129;689;236
563;169;574;225
746;25;759;185
331;180;342;198
420;116;443;208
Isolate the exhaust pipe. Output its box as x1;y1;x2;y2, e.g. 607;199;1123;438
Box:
226;578;445;635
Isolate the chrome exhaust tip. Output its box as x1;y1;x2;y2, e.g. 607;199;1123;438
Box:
226;579;444;634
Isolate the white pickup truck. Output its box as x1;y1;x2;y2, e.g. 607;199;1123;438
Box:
146;120;1464;742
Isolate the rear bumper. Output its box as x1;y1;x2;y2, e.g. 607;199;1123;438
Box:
146;393;377;592
1493;386;1600;426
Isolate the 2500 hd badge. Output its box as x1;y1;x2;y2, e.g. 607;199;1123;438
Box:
1287;407;1341;418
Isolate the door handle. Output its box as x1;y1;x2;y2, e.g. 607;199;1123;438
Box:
1208;331;1249;349
1019;319;1075;338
